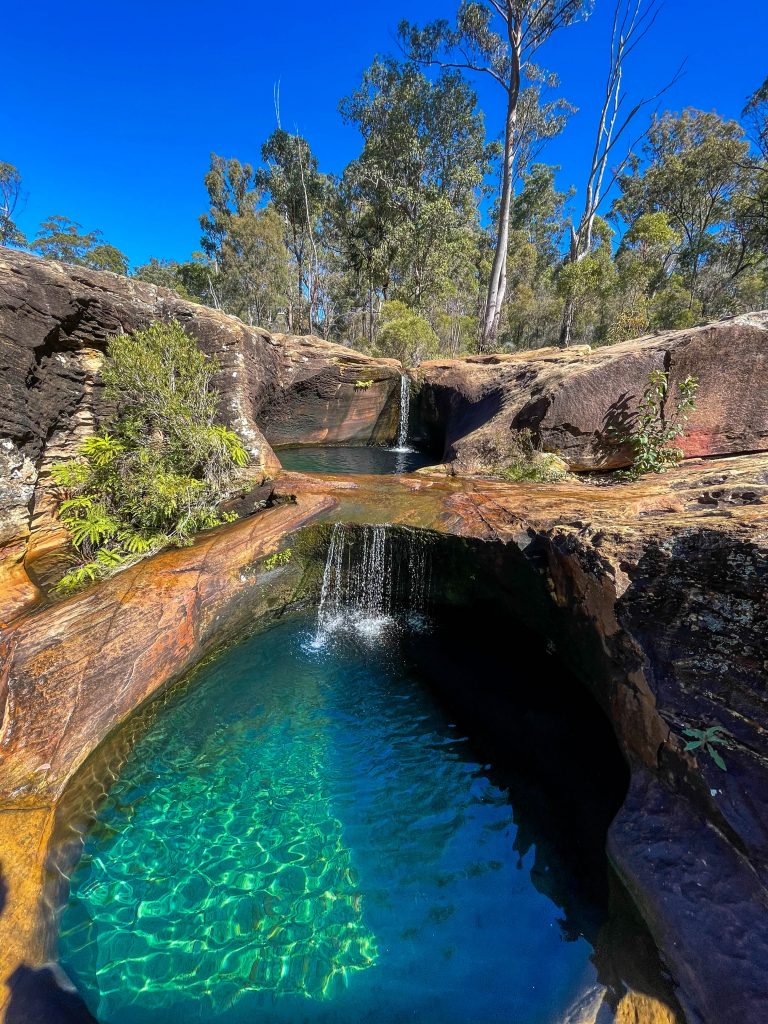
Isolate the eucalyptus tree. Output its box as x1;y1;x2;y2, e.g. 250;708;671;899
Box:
399;0;592;350
502;162;571;347
133;258;209;302
743;76;768;160
199;155;258;289
0;162;26;246
32;215;128;274
558;0;677;346
740;77;768;279
339;57;490;348
257;129;328;333
199;154;294;324
614;109;755;319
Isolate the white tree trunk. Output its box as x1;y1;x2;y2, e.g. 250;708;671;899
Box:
482;91;517;351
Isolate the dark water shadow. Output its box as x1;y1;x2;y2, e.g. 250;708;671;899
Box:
4;964;97;1024
400;591;684;1021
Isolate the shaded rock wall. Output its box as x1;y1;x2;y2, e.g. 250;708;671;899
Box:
416;315;768;473
259;334;402;446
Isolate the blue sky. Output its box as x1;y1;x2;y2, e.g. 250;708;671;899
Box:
6;1;767;267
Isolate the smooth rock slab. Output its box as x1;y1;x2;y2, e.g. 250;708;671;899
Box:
416;315;768;472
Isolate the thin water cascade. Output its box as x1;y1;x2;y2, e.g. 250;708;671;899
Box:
315;523;431;641
392;374;413;454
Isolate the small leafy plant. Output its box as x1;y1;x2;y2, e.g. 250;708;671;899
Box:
51;320;249;595
354;379;374;389
262;548;292;571
621;370;698;479
683;725;729;771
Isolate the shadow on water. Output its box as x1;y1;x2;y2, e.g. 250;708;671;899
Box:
401;601;628;947
5;964;97;1024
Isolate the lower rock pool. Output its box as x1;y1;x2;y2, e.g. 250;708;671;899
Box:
53;609;659;1023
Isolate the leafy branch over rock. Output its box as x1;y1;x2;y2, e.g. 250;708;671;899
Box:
51;320;249;595
620;369;698;478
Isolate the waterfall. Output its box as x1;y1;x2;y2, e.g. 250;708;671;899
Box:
315;523;431;642
393;374;412;453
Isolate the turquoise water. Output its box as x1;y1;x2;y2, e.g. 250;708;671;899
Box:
57;613;603;1024
277;445;435;475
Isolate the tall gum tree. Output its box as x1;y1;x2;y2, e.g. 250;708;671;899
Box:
399;0;592;351
558;0;680;346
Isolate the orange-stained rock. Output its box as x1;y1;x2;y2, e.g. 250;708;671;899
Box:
0;493;334;805
416;314;768;473
0;805;57;1014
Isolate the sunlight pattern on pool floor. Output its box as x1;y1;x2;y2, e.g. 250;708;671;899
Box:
58;614;599;1024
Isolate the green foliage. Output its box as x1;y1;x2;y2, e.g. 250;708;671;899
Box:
32;215;128;273
262;548;293;571
613;110;759;323
683;726;729;771
495;429;569;483
620;370;699;479
339;57;489;347
458;426;568;482
133;257;210;303
51;320;249;594
376;301;440;365
354;379;374;389
0;162;26;247
257;130;328;333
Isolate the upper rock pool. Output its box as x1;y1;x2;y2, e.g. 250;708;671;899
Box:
277;444;436;475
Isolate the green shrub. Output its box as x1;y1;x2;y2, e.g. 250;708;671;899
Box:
376;301;439;366
495;429;569;483
51;320;249;595
620;369;698;479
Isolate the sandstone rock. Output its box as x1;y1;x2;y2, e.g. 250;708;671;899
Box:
259;333;402;446
416;316;768;473
1;456;768;1021
0;249;400;618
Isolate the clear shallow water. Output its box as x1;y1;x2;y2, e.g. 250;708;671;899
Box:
277;445;436;475
57;613;603;1024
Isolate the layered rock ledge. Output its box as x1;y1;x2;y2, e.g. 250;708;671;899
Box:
0;455;767;1023
416;314;768;473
